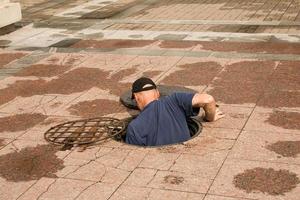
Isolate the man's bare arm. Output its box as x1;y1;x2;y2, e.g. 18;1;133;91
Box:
191;93;225;122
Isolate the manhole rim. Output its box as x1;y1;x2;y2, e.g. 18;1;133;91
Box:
113;116;203;148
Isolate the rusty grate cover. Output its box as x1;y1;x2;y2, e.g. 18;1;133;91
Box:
44;117;126;145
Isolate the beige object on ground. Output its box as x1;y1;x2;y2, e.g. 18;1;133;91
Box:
0;0;22;28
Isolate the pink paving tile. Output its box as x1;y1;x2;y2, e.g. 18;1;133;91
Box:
95;148;132;168
0;139;66;158
148;170;212;193
37;178;93;200
71;39;156;49
209;159;300;200
257;89;300;109
0;112;47;139
76;53;137;71
109;185;152;200
201;105;253;130
124;168;157;187
100;167;130;184
0;178;36;200
228;130;300;165
0;129;27;140
0;137;12;150
192;41;300;55
76;182;119;200
0;67;129;106
14;53;91;78
37;53;90;67
170;151;229;179
17;178;56;200
155;135;234;155
148;189;205;200
207;60;277;106
65;161;107;181
204;195;251;200
181;135;235;156
159;57;226;87
64;146;101;162
29;115;82;137
244;107;300;135
122;55;182;82
138;152;180;170
63;91;126;118
117;148;148;171
149;40;198;51
18;129;47;141
265;61;300;91
0;52;27;68
200;127;241;140
0;94;81;115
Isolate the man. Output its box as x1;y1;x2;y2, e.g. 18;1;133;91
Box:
126;77;224;146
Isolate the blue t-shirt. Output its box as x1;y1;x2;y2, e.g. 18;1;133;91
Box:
126;92;199;146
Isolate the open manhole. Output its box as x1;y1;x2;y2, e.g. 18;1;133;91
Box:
45;85;202;147
113;116;203;145
120;85;197;110
44;117;126;145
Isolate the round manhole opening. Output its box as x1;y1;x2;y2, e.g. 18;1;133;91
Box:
44;117;126;145
113;117;203;146
120;85;197;110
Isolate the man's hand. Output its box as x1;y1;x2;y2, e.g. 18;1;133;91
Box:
192;93;225;122
213;107;225;121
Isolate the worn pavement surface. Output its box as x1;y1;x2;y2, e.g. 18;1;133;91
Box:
0;0;300;199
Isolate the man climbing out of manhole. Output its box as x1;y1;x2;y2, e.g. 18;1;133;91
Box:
126;77;225;146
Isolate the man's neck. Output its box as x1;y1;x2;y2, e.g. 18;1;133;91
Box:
141;98;157;110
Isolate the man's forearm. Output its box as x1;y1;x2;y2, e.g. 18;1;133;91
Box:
203;101;216;122
192;93;217;122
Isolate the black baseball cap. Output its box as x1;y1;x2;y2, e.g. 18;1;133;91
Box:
131;77;157;99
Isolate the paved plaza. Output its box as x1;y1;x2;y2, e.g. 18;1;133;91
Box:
0;0;300;199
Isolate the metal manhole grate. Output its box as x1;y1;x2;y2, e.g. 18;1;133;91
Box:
44;117;126;145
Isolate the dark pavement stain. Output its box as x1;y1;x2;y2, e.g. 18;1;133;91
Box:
142;70;162;78
71;39;155;49
0;52;26;68
257;61;300;108
16;64;73;77
266;110;300;130
229;113;248;119
40;118;62;126
0;139;5;147
50;102;63;108
258;91;300;108
129;34;143;38
0;40;11;46
208;61;276;104
0;113;47;132
163;175;184;185
0;144;64;182
234;167;300;195
267;141;300;158
50;39;82;48
198;41;300;55
268;61;300;91
154;34;187;41
158;146;179;153
83;33;104;40
158;40;197;49
68;99;126;118
0;67;136;106
162;61;222;86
